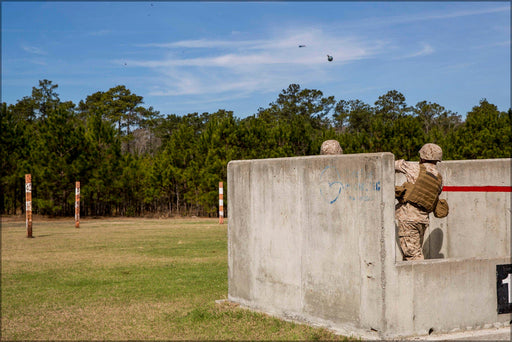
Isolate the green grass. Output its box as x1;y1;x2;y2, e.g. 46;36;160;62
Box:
1;217;353;340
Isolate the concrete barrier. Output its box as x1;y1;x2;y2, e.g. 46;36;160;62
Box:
422;159;510;260
227;154;511;339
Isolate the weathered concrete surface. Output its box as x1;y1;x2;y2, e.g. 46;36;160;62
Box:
407;326;511;341
383;257;512;339
396;159;511;260
228;153;390;336
227;155;511;339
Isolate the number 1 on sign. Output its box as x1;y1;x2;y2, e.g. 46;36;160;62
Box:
504;274;512;304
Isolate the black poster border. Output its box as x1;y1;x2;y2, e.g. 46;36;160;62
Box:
496;264;512;314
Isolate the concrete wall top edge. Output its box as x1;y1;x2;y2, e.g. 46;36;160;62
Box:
227;152;395;166
229;156;510;167
395;256;512;268
441;158;511;164
393;158;511;167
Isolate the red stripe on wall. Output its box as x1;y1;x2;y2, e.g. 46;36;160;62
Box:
443;186;512;192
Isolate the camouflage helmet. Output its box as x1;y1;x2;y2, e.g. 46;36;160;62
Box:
320;140;343;155
419;143;442;162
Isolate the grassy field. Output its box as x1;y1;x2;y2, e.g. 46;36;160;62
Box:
1;216;352;340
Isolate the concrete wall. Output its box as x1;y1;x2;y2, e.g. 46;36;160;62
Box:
387;158;512;338
384;257;511;338
227;155;511;339
426;159;510;260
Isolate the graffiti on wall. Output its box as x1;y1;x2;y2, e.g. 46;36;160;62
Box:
319;165;381;204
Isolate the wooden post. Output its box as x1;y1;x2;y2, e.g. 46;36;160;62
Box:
25;174;33;238
75;181;80;228
219;182;224;224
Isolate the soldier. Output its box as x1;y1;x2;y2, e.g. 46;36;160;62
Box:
320;140;343;155
395;143;444;261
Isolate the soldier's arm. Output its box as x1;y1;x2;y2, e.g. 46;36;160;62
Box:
395;159;406;174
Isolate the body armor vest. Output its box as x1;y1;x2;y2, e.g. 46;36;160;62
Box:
403;164;442;212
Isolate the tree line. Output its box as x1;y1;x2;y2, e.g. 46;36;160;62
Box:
1;80;510;217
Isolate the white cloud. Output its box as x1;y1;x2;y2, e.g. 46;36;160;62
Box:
339;4;510;30
418;5;510;21
122;28;389;99
394;43;435;60
28;58;47;66
374;6;510;25
21;44;46;55
139;39;266;49
473;40;511;50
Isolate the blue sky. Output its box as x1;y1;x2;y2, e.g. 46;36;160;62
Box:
2;1;510;119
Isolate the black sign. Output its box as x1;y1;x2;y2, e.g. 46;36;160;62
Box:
497;264;512;314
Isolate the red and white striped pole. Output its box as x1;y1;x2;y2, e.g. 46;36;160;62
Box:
219;182;224;224
25;174;33;238
75;181;80;228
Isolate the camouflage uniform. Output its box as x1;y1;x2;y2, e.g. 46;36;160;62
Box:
395;144;443;261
